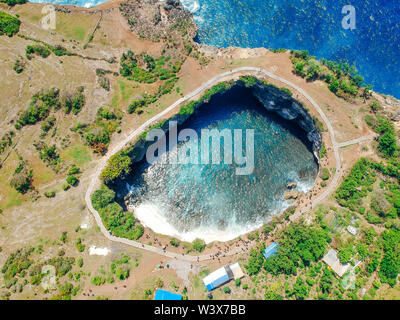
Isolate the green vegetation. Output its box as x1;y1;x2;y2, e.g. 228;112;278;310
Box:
72;106;121;154
25;42;73;60
66;175;78;186
264;224;330;276
10;161;32;194
1;246;77;299
0;131;14;154
270;48;288;53
0;11;20;37
91;276;106;286
44;191;56;198
111;254;131;280
120;50;181;83
336;158;376;210
0;0;27;6
75;238;85;252
240;75;258;87
320;168;330;181
62;86;85;115
178;81;234;117
26;45;51;59
379;229;400;286
319;143;327;158
37;143;60;166
120;50;184;114
290;50;366;99
16;87;86;129
1;247;34;289
192;239;206;253
365;114;397;158
13;58;24;73
100;153;131;183
91;185;144;240
370;101;382;113
170;238;181;247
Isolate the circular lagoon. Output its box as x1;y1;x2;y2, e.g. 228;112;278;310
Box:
122;86;318;243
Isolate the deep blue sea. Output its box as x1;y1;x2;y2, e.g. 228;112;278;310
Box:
31;0;400;98
123;86;318;242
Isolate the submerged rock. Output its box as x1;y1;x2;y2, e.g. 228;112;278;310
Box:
286;182;297;189
284;190;302;200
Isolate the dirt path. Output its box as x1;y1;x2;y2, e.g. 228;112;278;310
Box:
84;66;373;261
337;134;377;148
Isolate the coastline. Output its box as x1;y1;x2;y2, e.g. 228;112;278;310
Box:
115;79;320;243
85;67;339;257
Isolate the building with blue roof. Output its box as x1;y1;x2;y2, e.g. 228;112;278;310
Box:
263;242;279;259
154;289;183;300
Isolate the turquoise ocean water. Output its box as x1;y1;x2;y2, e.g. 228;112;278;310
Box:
31;0;400;98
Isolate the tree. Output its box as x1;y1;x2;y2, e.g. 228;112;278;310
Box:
10;169;32;194
91;185;116;210
369;101;381;112
0;11;20;37
66;175;78;186
100;153;132;183
192;238;206;253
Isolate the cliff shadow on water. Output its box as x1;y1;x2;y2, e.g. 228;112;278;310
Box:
107;80;321;242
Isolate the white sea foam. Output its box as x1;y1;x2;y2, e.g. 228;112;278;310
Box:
133;202;265;243
180;0;200;13
131;174;316;244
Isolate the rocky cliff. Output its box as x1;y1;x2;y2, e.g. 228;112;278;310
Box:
250;82;322;155
119;0;197;42
123;79;322;169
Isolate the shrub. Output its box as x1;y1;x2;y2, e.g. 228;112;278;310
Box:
0;11;20;37
17;88;60;127
60;231;67;243
223;287;231;294
38;144;59;165
170;238;180;247
26;45;51;59
44;191;56;198
370;101;381;112
10;169;32;194
68;165;80;175
75;238;85;252
192;238;206;253
280;87;292;96
91;185;115;209
100;153;131;183
61;87;85;115
66;175;79;186
91;276;106;286
262;223;330;276
13;58;24;73
320;168;330;181
0;0;27;6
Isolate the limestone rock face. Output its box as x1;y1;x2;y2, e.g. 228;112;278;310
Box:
284;191;302;200
119;0;197;41
251;83;322;154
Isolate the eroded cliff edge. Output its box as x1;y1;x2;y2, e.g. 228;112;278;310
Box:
250;82;322;155
116;78;322;175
